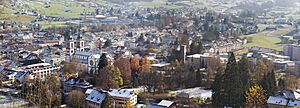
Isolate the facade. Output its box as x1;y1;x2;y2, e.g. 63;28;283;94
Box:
284;44;300;61
186;53;213;68
20;63;60;80
88;54;101;74
108;89;137;107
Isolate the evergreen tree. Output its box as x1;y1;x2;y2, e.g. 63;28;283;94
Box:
98;53;108;71
104;39;112;48
261;70;277;96
222;52;243;107
212;72;224;107
238;57;251;105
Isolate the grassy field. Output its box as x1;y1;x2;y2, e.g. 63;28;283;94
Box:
242;33;283;51
132;0;182;9
239;28;293;52
36;21;68;29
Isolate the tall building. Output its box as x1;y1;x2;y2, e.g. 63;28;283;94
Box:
66;28;85;58
284;44;300;61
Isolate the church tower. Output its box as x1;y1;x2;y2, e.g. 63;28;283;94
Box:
77;28;85;52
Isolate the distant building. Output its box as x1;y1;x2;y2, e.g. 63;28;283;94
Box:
284;44;300;61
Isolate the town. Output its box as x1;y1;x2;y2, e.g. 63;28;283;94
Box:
0;0;299;107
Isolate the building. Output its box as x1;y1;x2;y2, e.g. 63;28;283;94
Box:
64;77;93;93
20;62;60;81
186;53;214;68
88;54;101;74
284;44;300;61
171;87;212;101
86;89;106;108
108;89;137;107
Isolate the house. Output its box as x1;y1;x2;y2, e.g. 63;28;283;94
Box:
267;96;300;107
64;77;93;93
108;89;138;107
171;87;212;101
86;89;106;108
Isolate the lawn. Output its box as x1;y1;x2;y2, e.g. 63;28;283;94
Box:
36;21;68;29
240;32;284;51
133;0;182;9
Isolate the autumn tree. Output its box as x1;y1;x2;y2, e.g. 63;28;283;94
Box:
110;66;123;88
63;59;82;78
245;85;267;107
284;74;300;90
141;56;151;73
101;93;112;108
114;57;132;85
66;90;86;108
254;60;268;82
203;67;214;88
97;66;123;89
131;56;140;87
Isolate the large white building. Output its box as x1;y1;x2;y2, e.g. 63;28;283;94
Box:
20;63;60;80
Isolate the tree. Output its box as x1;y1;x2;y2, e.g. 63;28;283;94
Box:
222;52;243;107
47;72;62;107
66;90;86;108
238;57;251;104
63;59;82;78
101;93;112;108
114;57;132;85
131;56;140;72
203;67;214;88
254;60;268;82
141;56;151;73
245;85;267;107
131;56;140;87
189;39;204;55
98;53;108;71
195;69;202;87
110;66;123;88
104;39;112;48
261;70;277;96
212;72;224;107
284;74;299;90
97;66;123;89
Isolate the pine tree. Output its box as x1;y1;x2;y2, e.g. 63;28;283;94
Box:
212;72;224;107
222;52;243;107
261;70;276;96
238;57;251;104
98;53;108;71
